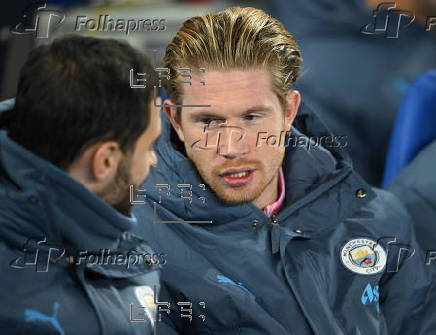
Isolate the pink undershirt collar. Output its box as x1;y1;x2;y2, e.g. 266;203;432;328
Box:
262;167;285;217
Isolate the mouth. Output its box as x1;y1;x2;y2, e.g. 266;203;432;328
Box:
218;168;255;187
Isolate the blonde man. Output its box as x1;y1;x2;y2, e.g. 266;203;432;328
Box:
133;7;434;334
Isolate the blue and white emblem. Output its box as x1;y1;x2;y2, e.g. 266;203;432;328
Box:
341;238;387;275
134;286;156;325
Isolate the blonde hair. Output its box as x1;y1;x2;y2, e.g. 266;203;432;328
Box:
162;7;302;109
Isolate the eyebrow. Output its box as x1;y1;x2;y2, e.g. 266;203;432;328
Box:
189;113;224;122
189;106;274;122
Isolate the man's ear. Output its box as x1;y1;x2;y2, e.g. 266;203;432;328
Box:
284;90;301;131
90;141;122;182
67;141;122;191
163;99;185;142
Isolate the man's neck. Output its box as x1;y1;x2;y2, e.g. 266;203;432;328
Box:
252;172;279;209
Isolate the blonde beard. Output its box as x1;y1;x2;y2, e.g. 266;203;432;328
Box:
189;149;285;205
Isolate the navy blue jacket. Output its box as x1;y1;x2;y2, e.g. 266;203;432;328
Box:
0;101;161;334
133;104;436;334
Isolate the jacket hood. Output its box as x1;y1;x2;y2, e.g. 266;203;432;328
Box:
0;99;139;254
139;101;375;233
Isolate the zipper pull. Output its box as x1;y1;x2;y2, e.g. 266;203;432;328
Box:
270;215;280;254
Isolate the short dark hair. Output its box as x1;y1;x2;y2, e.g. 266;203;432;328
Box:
7;35;158;170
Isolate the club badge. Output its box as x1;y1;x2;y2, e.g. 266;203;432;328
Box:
134;286;157;325
341;238;387;275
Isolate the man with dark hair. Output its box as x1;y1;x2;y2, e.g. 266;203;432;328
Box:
132;7;436;334
0;36;164;334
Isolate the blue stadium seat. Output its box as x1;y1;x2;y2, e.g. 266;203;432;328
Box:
382;70;436;187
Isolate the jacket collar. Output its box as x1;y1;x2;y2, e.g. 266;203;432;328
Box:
0;130;137;251
141;102;376;235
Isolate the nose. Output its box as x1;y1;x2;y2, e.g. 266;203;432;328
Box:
217;125;249;159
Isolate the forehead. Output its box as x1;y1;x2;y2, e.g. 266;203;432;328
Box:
182;68;278;112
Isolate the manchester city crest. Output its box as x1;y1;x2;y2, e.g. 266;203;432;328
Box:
341;238;387;275
134;286;157;325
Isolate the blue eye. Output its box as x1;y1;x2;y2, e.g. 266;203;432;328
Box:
201;118;213;125
244;114;260;121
